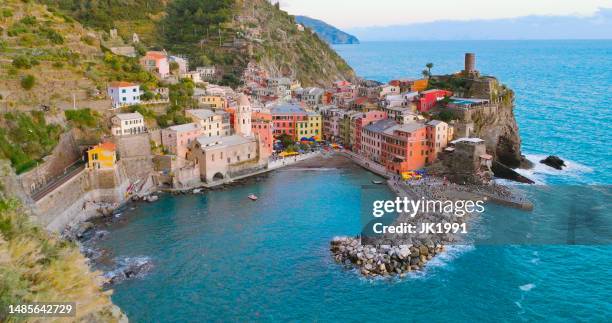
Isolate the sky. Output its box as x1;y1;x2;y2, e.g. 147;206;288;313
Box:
278;0;612;29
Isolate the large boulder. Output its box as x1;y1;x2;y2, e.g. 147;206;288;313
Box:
540;155;566;170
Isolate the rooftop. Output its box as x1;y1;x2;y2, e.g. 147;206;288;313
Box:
168;122;201;133
451;137;485;145
270;103;307;115
196;134;254;149
113;112;143;120
384;122;426;135
187;109;216;120
143;51;166;60
109;81;138;88
363;119;397;133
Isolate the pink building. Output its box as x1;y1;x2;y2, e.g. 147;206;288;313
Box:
353;111;388;154
140;51;170;78
161;122;204;160
252;112;274;158
360;119;397;163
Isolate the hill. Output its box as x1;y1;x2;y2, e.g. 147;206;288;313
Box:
295;15;359;44
41;0;355;87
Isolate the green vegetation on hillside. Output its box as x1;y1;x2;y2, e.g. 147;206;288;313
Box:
0;197;122;322
41;0;165;30
0;112;63;174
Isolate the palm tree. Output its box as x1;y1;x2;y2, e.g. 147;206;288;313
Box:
425;63;434;78
421;69;430;79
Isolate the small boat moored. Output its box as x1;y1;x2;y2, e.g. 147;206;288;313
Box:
372;180;384;185
248;194;258;201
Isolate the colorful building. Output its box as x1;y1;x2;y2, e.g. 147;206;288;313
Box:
140;51;170;78
270;103;307;140
186;109;231;137
251;112;274;157
353;110;388;154
381;123;430;174
197;95;228;109
426;120;450;157
87;142;116;169
296;111;322;141
161;123;204;160
107;81;141;109
361;119;397;163
111;112;145;136
416;89;453;112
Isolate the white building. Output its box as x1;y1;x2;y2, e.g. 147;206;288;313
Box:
107;81;141;109
111;112;145;136
181;71;203;84
186;109;231;137
196;66;216;80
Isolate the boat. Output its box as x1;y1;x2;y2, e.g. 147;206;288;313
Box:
248;194;258;201
372;180;384;184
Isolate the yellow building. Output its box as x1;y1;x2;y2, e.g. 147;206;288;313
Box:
411;79;429;92
87;142;117;169
198;95;227;109
296;112;322;141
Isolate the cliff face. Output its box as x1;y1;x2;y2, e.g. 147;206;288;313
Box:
240;0;355;87
433;75;523;167
469;77;523;168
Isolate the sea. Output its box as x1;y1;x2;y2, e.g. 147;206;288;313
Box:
90;41;611;322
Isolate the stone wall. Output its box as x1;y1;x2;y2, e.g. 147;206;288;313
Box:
113;133;154;182
33;163;130;232
18;130;82;195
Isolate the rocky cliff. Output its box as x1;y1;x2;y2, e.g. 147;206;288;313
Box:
432;75;524;168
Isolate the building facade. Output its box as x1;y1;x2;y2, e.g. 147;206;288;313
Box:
111;112;145;136
108;81;141;108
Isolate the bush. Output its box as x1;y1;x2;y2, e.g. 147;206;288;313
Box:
0;111;62;174
81;35;96;46
12;55;38;69
1;9;13;18
41;27;64;44
65;108;99;128
20;75;35;90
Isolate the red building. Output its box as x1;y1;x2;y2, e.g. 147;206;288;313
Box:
416;89;452;112
270;103;307;140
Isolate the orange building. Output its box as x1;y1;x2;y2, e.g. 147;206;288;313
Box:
381;123;430;174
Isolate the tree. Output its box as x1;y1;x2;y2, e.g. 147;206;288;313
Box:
421;69;430;79
169;61;179;74
20;75;35;90
426;62;434;78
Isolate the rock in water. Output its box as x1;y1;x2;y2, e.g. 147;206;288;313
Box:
540;155;566;170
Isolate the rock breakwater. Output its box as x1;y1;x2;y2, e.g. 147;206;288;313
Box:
330;236;444;277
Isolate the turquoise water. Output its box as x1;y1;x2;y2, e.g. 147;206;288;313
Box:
97;41;611;321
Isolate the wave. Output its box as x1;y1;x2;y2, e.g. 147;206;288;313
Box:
104;256;153;285
519;283;536;291
500;154;594;185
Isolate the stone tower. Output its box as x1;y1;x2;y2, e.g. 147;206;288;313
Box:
236;94;252;137
463;53;479;77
